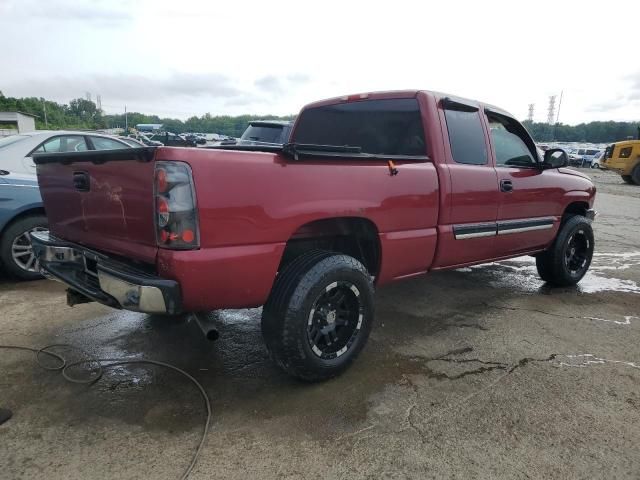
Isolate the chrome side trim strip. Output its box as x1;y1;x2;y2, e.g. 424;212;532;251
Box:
496;224;554;235
455;230;497;239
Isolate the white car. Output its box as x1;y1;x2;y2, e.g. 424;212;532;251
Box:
0;131;133;175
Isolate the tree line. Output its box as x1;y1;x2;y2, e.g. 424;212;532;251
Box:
0;92;637;142
522;120;640;144
0;93;294;138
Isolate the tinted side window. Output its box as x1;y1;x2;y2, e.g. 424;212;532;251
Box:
293;98;426;156
620;147;632;158
241;125;284;144
487;113;537;167
90;137;128;150
35;135;88;153
444;109;488;165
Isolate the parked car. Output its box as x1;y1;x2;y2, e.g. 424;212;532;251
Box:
0;171;46;280
149;132;196;147
31;90;596;381
119;136;146;147
122;134;163;147
0;131;134;175
590;151;605;169
238;120;293;145
602;139;640;184
568;148;602;168
183;133;207;145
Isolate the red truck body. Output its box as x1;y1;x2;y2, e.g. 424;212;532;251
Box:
32;89;600;380
35;90;595;314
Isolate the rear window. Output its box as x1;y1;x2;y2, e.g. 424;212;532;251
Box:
240;125;284;144
292;98;426;156
0;135;30;149
620;146;632;158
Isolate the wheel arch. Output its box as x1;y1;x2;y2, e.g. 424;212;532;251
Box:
562;200;590;219
0;206;47;237
279;216;381;278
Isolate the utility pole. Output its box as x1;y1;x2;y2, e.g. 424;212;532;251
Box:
42;99;48;128
527;103;535;122
125;105;128;132
547;96;556;125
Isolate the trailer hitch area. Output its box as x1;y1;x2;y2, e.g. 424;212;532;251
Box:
67;288;95;307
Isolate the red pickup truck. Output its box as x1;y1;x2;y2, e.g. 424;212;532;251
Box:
31;90;596;381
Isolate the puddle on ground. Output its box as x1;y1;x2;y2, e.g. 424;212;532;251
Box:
459;252;640;295
556;353;640;370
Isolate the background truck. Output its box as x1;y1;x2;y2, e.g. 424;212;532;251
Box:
602;134;640;184
31;90;597;381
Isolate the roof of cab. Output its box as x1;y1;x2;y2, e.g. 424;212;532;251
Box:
300;89;515;119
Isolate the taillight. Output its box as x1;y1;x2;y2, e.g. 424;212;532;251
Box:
154;161;199;249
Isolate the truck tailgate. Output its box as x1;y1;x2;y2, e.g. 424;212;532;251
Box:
35;148;158;264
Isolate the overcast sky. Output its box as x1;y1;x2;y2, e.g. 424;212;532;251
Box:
1;0;638;124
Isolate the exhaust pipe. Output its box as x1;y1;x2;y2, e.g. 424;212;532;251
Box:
190;312;220;341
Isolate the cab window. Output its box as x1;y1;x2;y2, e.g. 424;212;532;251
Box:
443;109;488;165
619;147;632;158
34;135;88;153
90;136;128;150
487;113;538;167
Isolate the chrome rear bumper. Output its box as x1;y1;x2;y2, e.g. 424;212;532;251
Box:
30;231;181;314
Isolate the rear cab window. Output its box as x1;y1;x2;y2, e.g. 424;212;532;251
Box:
292;98;426;156
241;125;285;144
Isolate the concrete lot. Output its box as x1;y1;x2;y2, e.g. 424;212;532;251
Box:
1;168;639;479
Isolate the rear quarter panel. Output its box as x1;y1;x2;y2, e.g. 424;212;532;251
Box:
155;147;440;309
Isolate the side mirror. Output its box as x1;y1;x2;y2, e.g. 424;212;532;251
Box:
543;148;568;169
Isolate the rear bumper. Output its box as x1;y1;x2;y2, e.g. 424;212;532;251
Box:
31;231;181;314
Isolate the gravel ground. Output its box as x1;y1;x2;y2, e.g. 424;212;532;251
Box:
1;168;639;480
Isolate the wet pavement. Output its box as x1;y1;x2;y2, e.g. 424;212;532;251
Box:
1;168;639;479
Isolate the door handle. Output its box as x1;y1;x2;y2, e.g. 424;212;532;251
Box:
500;179;513;192
73;171;90;192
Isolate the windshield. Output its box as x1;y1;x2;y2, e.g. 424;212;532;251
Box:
0;134;31;150
240;125;284;144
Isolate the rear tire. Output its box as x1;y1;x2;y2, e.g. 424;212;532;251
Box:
632;164;640;185
0;215;48;281
622;175;634;184
261;251;374;381
536;215;594;286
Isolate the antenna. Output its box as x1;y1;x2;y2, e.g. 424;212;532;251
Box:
527;104;535;122
547;95;556;125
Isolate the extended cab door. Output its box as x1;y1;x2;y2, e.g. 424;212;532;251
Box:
485;110;561;254
431;98;501;268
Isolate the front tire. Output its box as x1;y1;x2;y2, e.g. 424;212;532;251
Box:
0;215;48;280
536;215;594;286
262;251;375;381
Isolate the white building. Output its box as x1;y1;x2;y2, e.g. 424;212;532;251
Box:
0;111;37;137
